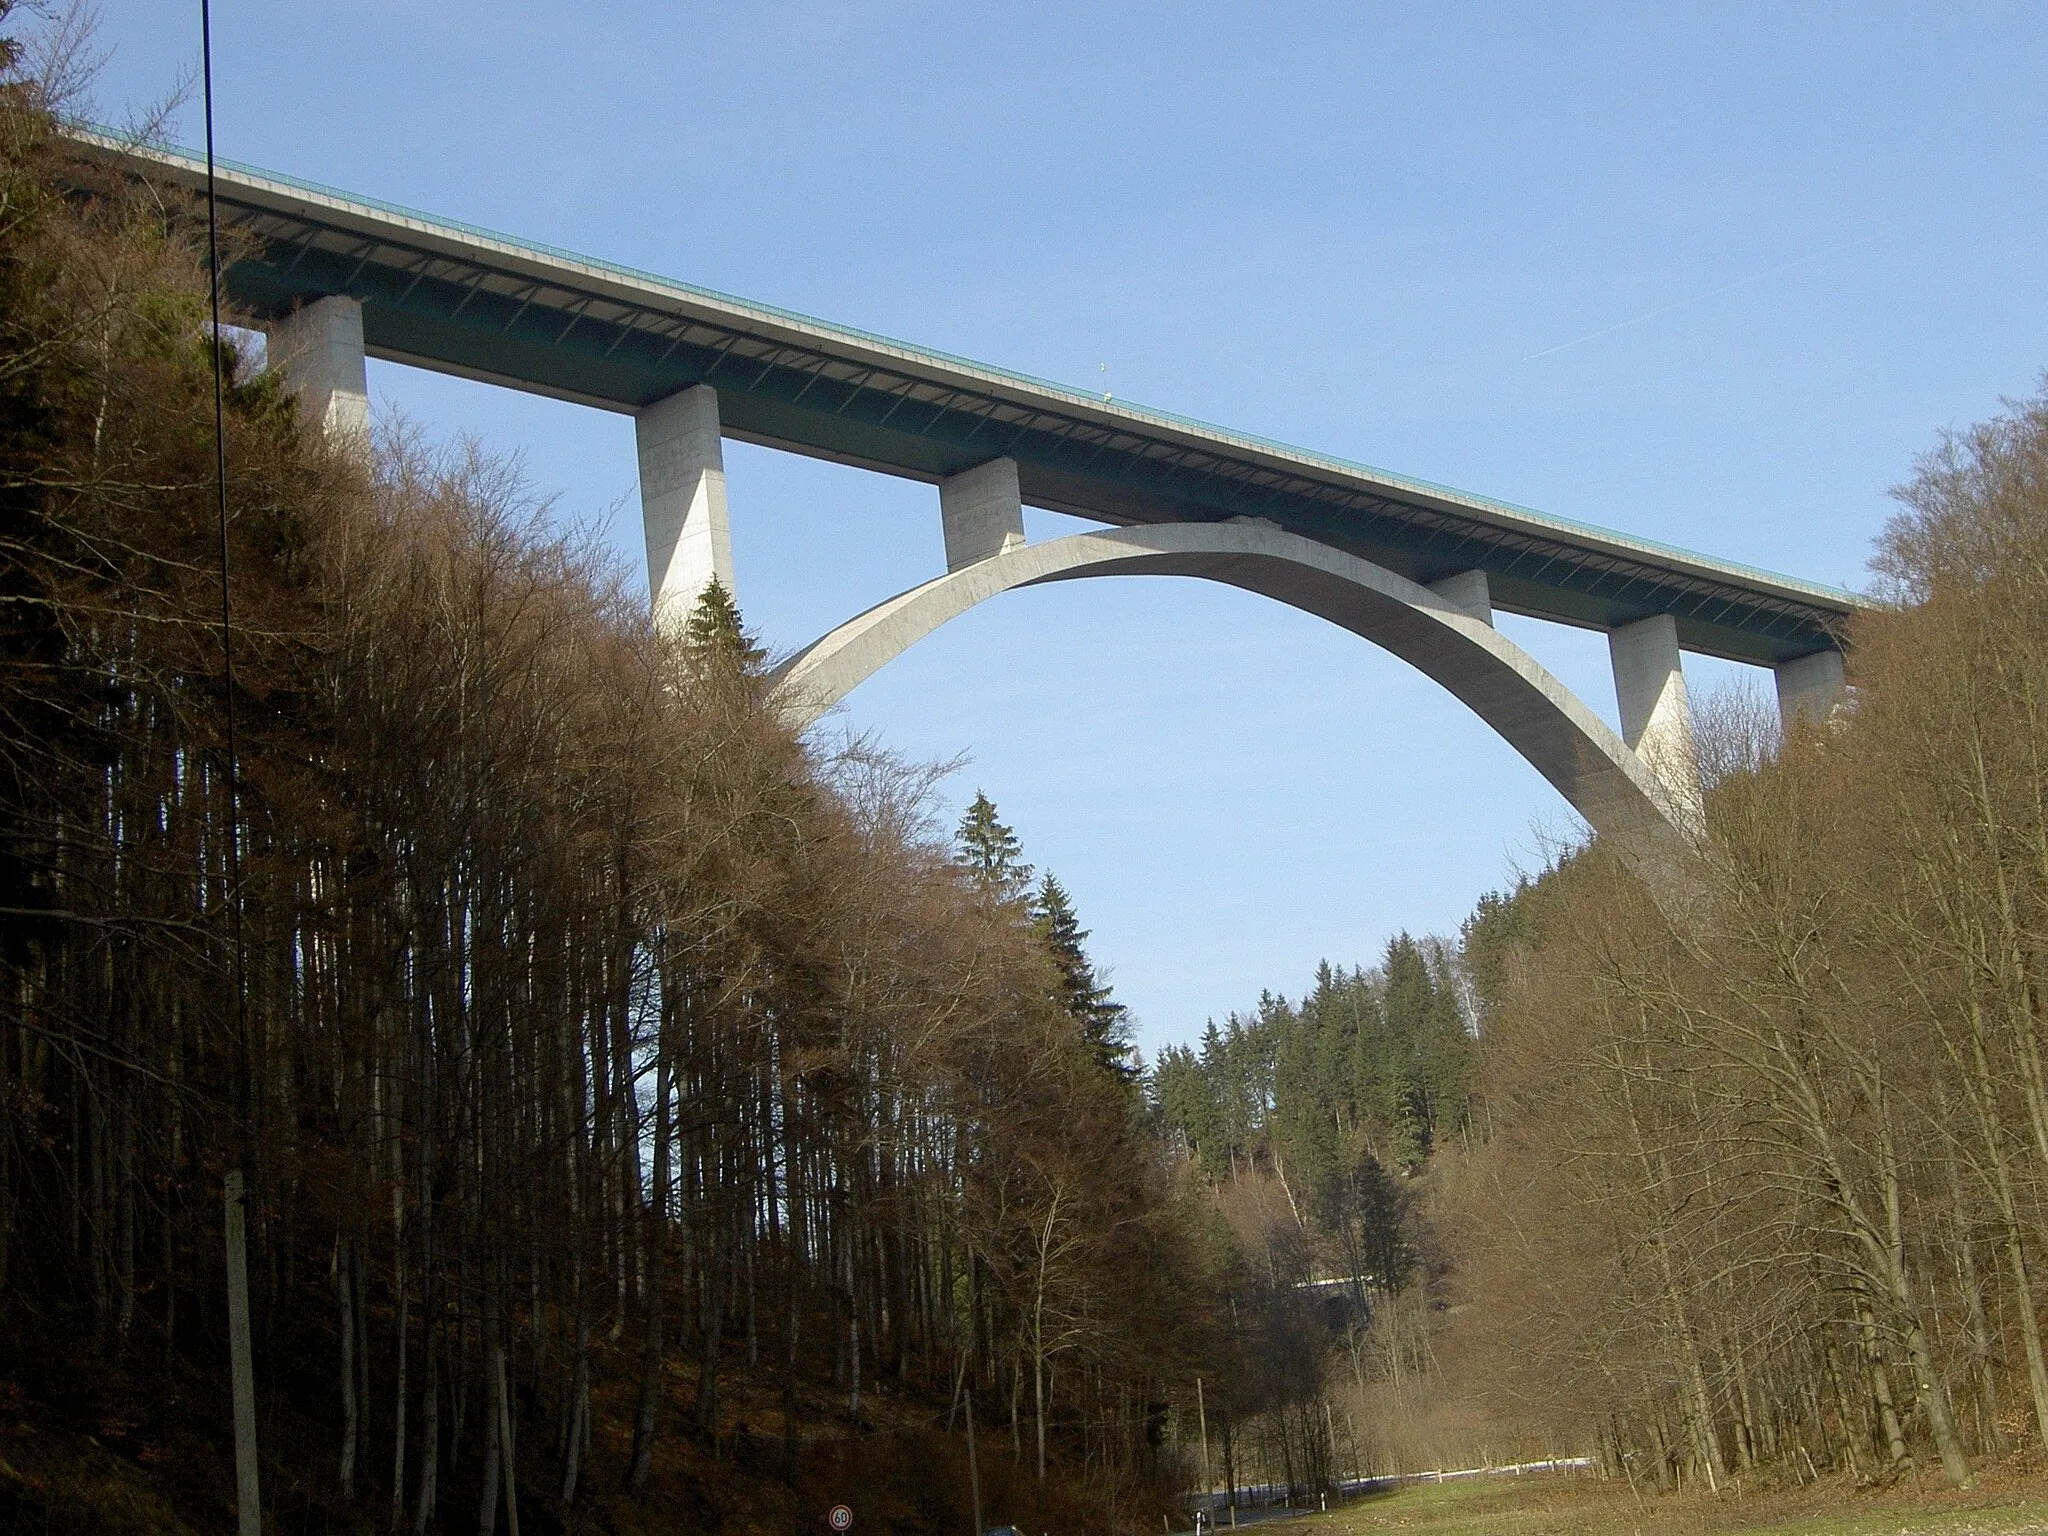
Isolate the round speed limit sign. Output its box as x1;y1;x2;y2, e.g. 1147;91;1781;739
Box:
828;1506;854;1532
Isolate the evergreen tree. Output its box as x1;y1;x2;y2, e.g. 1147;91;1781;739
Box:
683;577;765;672
1460;874;1541;1018
1271;998;1339;1208
1194;1020;1243;1171
954;789;1033;900
1033;872;1135;1081
1376;933;1454;1168
1152;1043;1221;1164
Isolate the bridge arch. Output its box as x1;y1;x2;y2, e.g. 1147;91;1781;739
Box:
90;128;1853;842
770;521;1698;856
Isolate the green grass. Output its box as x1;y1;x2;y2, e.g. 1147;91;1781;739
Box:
1294;1473;2048;1536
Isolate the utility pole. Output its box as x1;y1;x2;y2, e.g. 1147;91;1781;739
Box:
223;1171;260;1534
1195;1376;1213;1497
965;1379;984;1536
1325;1400;1343;1493
201;3;260;1531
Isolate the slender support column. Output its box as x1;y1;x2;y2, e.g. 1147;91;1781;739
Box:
1609;613;1701;810
1428;569;1493;626
265;295;369;449
635;384;733;636
1775;648;1846;730
225;1169;262;1535
939;457;1025;571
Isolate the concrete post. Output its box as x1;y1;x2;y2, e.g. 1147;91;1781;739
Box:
224;1169;262;1534
1429;569;1493;626
635;384;734;636
939;457;1025;571
1775;648;1846;730
266;295;369;449
1608;613;1700;810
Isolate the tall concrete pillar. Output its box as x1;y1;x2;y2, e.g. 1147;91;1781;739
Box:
1609;613;1701;809
266;295;370;449
939;457;1025;571
635;384;733;637
1428;569;1493;626
1775;648;1845;729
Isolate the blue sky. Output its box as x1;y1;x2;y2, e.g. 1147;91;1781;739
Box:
75;2;2048;1058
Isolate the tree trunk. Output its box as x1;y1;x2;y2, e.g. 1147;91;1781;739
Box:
336;1234;358;1499
1823;1333;1864;1478
493;1339;522;1536
559;1308;590;1504
1955;998;2048;1451
1902;1309;1975;1489
1858;1304;1911;1475
391;1209;409;1531
477;1351;500;1535
626;1033;672;1492
696;1224;726;1439
1033;1334;1047;1481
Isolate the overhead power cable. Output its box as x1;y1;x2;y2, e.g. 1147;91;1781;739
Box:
201;6;263;1532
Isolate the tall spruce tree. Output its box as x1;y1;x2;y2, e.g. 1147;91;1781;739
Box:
1033;872;1135;1082
954;789;1033;900
1152;1042;1221;1164
683;577;765;672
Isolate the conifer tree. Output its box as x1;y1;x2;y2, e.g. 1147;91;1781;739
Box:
1153;1042;1221;1164
954;789;1033;900
1032;872;1135;1081
683;577;765;673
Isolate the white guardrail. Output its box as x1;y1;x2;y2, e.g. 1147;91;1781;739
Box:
1190;1459;1596;1524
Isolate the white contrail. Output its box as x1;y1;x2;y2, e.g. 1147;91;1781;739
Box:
1521;247;1840;363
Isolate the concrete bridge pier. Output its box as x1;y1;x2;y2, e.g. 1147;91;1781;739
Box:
940;457;1026;570
265;295;369;450
1428;570;1493;625
636;385;734;637
1775;648;1846;728
1608;613;1702;813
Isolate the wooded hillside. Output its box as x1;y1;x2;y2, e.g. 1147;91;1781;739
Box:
1434;384;2048;1495
0;36;1214;1532
10;8;2048;1528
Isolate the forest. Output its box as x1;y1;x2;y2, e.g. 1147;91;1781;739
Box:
11;6;2048;1530
1166;372;2048;1500
1427;378;2048;1496
0;34;1215;1533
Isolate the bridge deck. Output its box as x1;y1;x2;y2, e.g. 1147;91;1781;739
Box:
73;129;1865;666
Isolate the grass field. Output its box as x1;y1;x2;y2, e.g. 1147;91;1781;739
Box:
1293;1472;2048;1536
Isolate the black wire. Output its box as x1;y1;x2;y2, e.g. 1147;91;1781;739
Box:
201;0;250;1130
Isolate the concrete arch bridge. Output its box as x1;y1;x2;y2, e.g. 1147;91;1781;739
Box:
77;130;1867;864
